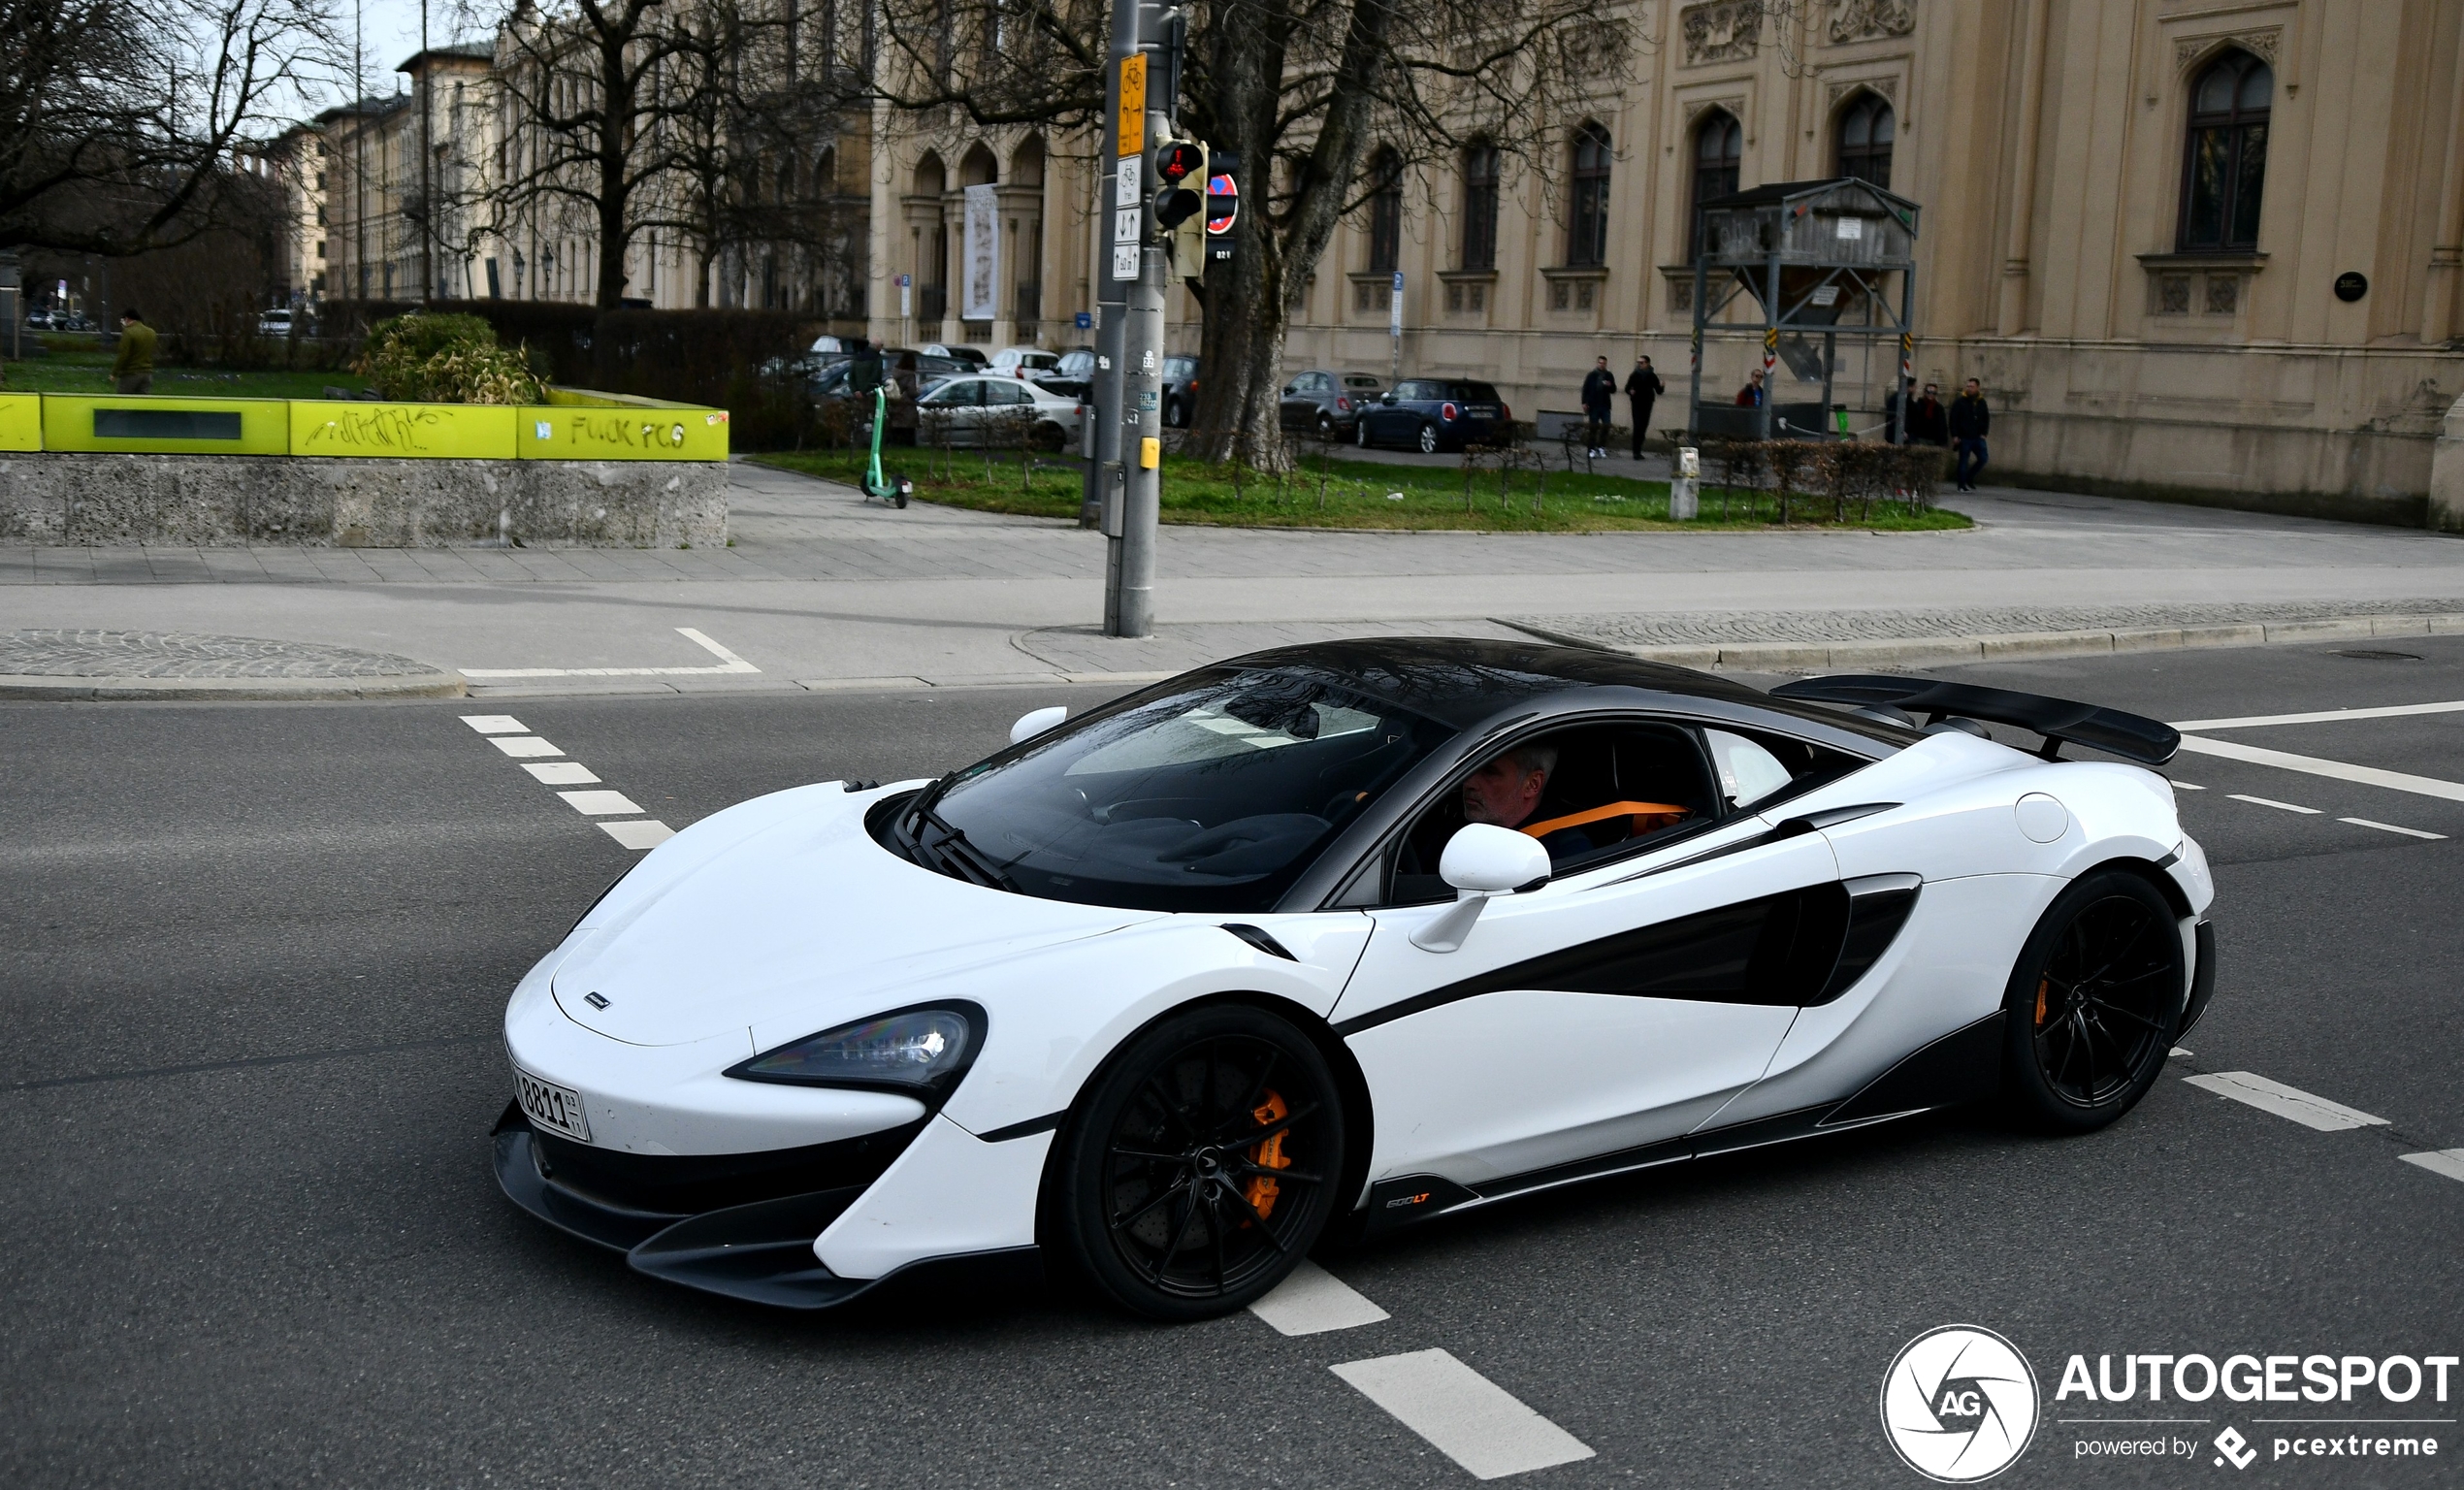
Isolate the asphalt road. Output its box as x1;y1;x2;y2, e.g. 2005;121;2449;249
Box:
4;640;2460;1488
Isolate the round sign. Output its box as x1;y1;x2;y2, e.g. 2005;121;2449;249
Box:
1205;173;1238;235
1879;1324;2040;1482
2334;271;2368;303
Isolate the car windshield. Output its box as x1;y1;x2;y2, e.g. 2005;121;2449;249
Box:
906;668;1456;911
1057;351;1095;374
1164;357;1198;378
1445;381;1501;402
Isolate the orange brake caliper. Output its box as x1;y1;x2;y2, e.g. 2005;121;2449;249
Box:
2035;978;2051;1027
1245;1090;1293;1219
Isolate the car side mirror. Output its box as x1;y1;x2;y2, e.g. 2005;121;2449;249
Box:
1410;825;1550;953
1009;705;1068;745
1380;393;1397;405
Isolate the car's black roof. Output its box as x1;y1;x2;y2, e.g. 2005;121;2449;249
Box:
1206;635;1892;738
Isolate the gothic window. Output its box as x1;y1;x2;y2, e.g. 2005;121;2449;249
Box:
1835;92;1893;188
1461;144;1499;272
1567;123;1611;267
1366;148;1403;275
2179;49;2270;251
1691;109;1741;259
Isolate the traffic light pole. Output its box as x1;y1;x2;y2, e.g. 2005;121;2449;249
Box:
1101;0;1172;638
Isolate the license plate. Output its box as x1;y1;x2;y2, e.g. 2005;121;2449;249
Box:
1466;405;1501;418
513;1066;592;1142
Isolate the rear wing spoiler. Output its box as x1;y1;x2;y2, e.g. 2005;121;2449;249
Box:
1769;674;2180;767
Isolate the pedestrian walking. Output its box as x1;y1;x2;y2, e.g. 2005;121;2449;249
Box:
1623;355;1665;460
1907;382;1948;446
1580;356;1617;459
1735;368;1767;406
112;308;156;394
1949;377;1990;491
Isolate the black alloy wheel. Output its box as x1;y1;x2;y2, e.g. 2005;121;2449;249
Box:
1053;1004;1345;1320
2000;869;2186;1132
1416;422;1441;454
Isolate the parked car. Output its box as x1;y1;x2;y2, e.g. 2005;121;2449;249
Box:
921;342;989;370
1356;377;1511;453
1278;369;1386;438
57;311;93;333
912;373;1084;450
258;308;295;339
23;308;51;329
1161;354;1199;428
989;346;1063;381
1039;346;1097;400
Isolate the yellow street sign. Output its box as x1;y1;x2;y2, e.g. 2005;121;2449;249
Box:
1119;54;1147;158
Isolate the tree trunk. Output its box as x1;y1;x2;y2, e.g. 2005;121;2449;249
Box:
596;31;632;308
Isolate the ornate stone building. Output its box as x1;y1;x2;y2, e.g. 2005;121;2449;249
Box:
878;0;2464;519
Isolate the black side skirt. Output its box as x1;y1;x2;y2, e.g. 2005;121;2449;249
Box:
1361;1012;2005;1239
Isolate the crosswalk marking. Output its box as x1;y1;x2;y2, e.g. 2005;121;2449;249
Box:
2184;1072;2389;1132
1248;1259;1390;1336
2171;699;2464;731
2398;1150;2464;1183
2175;735;2464;805
2227;794;2319;814
2340;817;2447;840
1332;1349;1595;1479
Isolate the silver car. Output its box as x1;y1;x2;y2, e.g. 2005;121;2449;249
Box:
913;375;1085;450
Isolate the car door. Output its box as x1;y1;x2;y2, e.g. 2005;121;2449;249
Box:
920;377;985;445
1332;761;1843;1192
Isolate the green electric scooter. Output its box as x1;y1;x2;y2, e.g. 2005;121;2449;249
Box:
859;385;910;508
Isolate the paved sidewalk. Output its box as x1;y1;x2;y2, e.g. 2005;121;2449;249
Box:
2;460;2459;695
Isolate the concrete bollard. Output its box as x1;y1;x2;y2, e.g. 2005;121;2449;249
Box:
1669;446;1701;520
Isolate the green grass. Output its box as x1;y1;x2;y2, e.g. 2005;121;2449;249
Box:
3;340;368;399
754;445;1972;534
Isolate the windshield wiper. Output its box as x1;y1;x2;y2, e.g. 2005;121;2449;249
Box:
905;797;1020;892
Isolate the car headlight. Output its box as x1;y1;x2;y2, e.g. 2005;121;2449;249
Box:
725;1003;986;1099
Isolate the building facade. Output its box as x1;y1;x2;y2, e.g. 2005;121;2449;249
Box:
875;0;2464;518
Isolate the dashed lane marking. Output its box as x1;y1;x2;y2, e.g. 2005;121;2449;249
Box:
557;790;644;817
1331;1349;1596;1480
2172;781;2206;790
2175;735;2464;804
1248;1259;1391;1336
460;627;761;679
2340;817;2448;840
460;715;529;733
2399;1150;2464;1183
2172;699;2464;731
489;735;564;758
522;761;602;785
600;821;677;850
2184;1072;2390;1132
2226;794;2320;814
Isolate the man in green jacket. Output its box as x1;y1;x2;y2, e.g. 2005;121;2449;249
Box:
112;309;156;393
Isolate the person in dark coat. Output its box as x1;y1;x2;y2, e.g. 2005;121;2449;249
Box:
1579;356;1617;458
1907;382;1948;446
1623;356;1665;460
1948;377;1990;491
1735;368;1766;406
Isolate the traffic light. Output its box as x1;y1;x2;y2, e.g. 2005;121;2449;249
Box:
1152;137;1209;281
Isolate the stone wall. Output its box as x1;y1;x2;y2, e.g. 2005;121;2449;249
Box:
0;454;729;547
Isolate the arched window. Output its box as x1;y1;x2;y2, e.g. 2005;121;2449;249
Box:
1691;110;1742;259
2180;49;2270;250
1567;123;1610;267
1366;148;1403;275
1460;143;1499;271
1835;93;1894;188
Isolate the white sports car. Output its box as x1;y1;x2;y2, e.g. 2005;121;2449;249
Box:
495;640;2216;1319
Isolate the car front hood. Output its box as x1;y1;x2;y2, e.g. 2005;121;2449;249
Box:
550;784;1162;1048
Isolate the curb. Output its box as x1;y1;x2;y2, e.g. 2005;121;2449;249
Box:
1496;611;2464;670
0;671;469;701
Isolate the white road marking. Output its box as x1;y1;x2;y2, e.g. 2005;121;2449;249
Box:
461;627;762;679
460;715;528;733
600;821;676;850
2226;794;2320;814
2172;699;2464;731
489;736;564;758
2170;1048;2192;1058
558;790;644;816
2340;817;2447;840
2184;1072;2390;1132
1248;1259;1390;1336
1330;1349;1595;1480
522;761;602;785
2398;1150;2464;1182
2172;781;2206;790
2176;735;2464;804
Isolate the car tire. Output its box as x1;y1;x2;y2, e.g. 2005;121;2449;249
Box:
1165;399;1185;429
1999;869;2186;1134
1051;1002;1345;1321
1356;417;1373;449
1416;423;1440;455
1316;412;1335;439
1031;421;1067;452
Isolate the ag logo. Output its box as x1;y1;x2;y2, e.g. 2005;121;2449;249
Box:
1880;1325;2040;1482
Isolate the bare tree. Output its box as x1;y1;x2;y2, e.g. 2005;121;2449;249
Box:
0;0;340;254
865;0;1626;467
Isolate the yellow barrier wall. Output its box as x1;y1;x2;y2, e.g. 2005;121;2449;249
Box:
290;401;518;459
518;403;731;462
43;395;291;455
0;393;39;452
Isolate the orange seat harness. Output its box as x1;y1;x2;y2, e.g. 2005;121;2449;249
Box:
1518;800;1690;842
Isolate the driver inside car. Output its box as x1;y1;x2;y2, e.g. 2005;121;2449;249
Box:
1461;743;1691;864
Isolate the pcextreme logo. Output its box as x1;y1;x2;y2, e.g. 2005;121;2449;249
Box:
1881;1325;2042;1483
